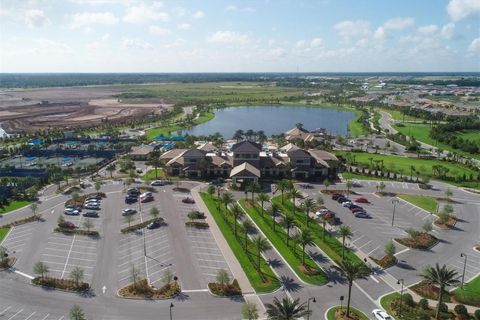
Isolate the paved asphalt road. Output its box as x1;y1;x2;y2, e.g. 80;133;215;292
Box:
1;178;479;319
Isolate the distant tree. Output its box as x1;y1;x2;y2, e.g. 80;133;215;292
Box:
106;164;116;178
241;219;255;249
207;185;215;197
30;202;38;217
69;305;86;320
124;214;134;228
274;179;290;204
130;265;140;288
33;261;49;280
323;179;330;191
346;180;353;194
281;215;296;247
384;241;396;258
444;188;453;201
149;206;160;219
216;269;230;290
69;267;84;285
252;236;271;271
82;218;94;232
241;301;259;320
221;192;234;215
94;181;101;194
256;193;270;218
268;204;280;232
422;221;433;233
265;297;311;320
294;228;315;266
338;225;353;260
288;188;303;216
162;268;174;287
230;204;244;237
301;198;316;227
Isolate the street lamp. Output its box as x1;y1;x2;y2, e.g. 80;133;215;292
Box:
306;297;316;320
391;199;399;227
460;253;467;289
339;296;344;313
169;302;174;320
397;279;404;317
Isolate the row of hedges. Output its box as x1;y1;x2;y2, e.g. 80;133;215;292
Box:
0;215;42;229
54;227;99;237
208;279;242;296
121;218;165;233
32;277;90;292
185;221;209;229
118;279;180;299
395;233;438;250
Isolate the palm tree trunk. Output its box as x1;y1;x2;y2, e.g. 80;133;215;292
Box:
342;237;345;260
234;220;237;237
286;229;289;246
435;289;444;319
302;245;305;265
260;203;264;217
347;282;353;317
306;211;309;227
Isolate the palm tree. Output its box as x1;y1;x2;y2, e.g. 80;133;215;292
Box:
221;192;234;216
281;215;296;247
323;179;330;191
69;267;84;285
149;206;160;220
247;181;261;201
241;219;255;249
82;218;94;232
256;193;270;218
301;198;316;227
346;180;353;194
338;225;353;260
288;188;303;216
294;228;314;265
274;179;289;204
148;157;163;179
267;204;280;232
332;260;371;318
106;164;116;178
252;236;271;271
230;203;244;237
241;301;259;320
69;305;87;320
216;269;230;291
265;297;311;320
30;202;38;218
421;263;460;319
33;261;49;280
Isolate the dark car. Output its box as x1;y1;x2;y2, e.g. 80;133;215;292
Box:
337;197;350;204
348;205;362;211
332;194;344;200
87;194;102;200
83;211;99;218
59;221;76;229
351;207;365;213
125;196;138;204
140;196;153;203
182;197;195;204
354;197;370;203
147;221;162;229
127;188;140;195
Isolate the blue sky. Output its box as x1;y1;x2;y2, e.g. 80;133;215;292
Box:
0;0;479;72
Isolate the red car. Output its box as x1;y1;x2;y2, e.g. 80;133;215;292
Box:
353;197;369;203
351;207;365;213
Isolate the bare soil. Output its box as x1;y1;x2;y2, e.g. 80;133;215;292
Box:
0;85;173;133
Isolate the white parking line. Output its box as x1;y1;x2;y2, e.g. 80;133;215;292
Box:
7;308;23;320
24;311;36;320
61;234;76;279
0;306;11;314
357;240;372;250
40;314;50;320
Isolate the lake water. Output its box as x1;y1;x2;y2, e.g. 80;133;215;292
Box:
180;106;355;138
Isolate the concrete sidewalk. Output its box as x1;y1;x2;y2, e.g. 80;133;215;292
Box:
191;185;266;314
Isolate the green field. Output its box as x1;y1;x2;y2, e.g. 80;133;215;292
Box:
239;199;328;285
451;274;480;307
0;200;31;215
393;123;480;160
0;227;10;242
398;194;438;213
326;306;369;320
200;193;280;293
271;196;366;267
336;151;479;188
381;108;424;122
348;111;367;137
380;292;400;318
459;129;480;143
146;110;214;139
141;168;166;181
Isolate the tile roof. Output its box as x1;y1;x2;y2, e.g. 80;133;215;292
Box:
230;162;261;178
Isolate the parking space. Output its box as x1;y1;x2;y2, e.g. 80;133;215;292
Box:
350;179;421;190
39;227;98;283
172;191;232;288
0;305;64;320
116;208;173;289
0;224;34;263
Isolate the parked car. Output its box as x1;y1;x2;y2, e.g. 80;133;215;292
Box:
66;205;82;212
315;208;331;217
64;208;80;216
147;221;162;229
84;203;100;210
182;197;195;204
337;197;349;203
140;196;153;203
127;188;140;195
300;183;313;189
84;200;100;206
125;196;138;204
354;197;370;203
150;180;165;186
331;193;344;200
59;221;76;229
83;211;99;218
350;206;364;212
354;211;370;218
86;195;102;200
342;201;353;207
122;208;137;216
372;309;392;320
328;216;342;226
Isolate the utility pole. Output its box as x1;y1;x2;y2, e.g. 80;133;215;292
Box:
391;199;399;227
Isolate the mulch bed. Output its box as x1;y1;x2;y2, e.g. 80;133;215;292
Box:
208;279;242;296
32;277;90;292
0;257;17;270
395;232;438;250
434;216;457;229
334;308;364;320
370;255;397;269
118;279;180;299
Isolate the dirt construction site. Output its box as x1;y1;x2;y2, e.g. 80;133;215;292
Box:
0;85;173;134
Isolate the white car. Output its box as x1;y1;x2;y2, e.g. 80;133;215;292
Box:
150;180;165;186
372;309;392;320
140;192;152;198
315;209;330;217
64;208;80;216
342;201;353;207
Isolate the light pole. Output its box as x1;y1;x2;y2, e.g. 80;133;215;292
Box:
306;297;316;320
169;302;174;320
340;296;344;313
391;199;399;227
460;253;467;289
397;279;404;318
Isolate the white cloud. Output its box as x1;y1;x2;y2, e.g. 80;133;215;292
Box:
295;40;306;49
334;20;370;39
123;3;169;24
447;0;480;21
192;10;205;19
101;33;110;41
177;23;190;30
149;26;171;36
441;23;455;39
468;37;480;56
69;0;122;4
224;5;254;12
165;38;186;48
373;27;386;40
172;7;186;17
310;38;323;48
383;17;415;30
225;5;237;11
25;9;51;28
122;39;153;50
418;24;438;35
69;12;118;29
263;47;287;60
207;30;249;45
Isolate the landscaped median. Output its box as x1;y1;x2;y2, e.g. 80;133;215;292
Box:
121;217;165;233
0;200;31;215
200;193;280;293
326;305;369;320
397;194;438;214
32;277;90;292
0;227;10;242
239;199;328;285
271;196;366;268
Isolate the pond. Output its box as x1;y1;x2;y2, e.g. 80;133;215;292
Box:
179;105;355;138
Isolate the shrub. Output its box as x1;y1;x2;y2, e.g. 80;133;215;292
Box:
454;304;468;316
405;228;419;238
437;211;450;225
474;309;480;320
418;298;429;310
438;302;448;313
32;276;89;292
402;293;415;307
185;221;209;229
120;217;164;233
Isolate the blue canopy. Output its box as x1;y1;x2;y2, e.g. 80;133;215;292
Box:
66;141;77;146
63;157;73;162
153;135;185;141
28;138;42;146
26;156;37;161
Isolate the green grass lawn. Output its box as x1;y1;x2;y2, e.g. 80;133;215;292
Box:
145;110;215;139
335;151;479;189
451;274;480;307
381;108;425;122
271;196;366;267
239;199;328;285
397;194;438;214
0;200;31;215
326;306;369;320
393;123;480;160
459;129;480;144
380;292;400;317
348;109;368;137
0;227;10;242
200;193;280;293
141;168;166;181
